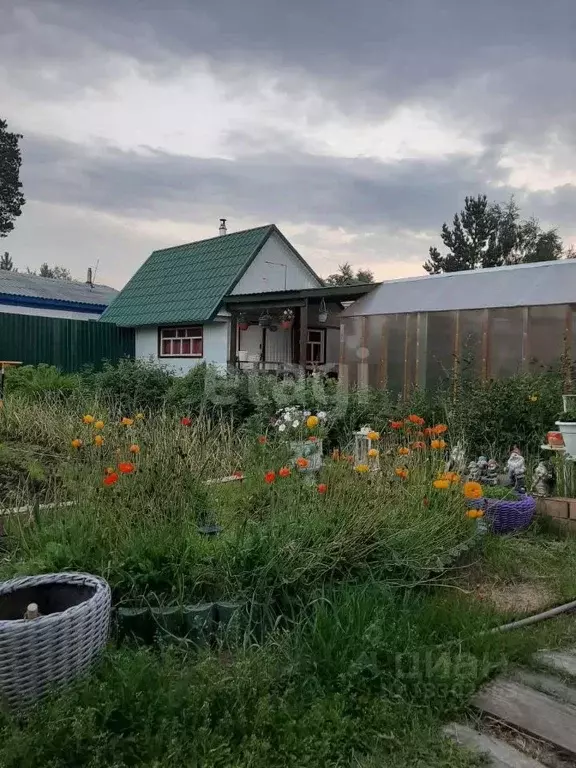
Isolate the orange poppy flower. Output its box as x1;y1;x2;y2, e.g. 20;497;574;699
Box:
121;417;134;427
82;414;95;424
103;472;119;487
118;461;135;474
466;509;484;519
129;444;140;454
368;448;379;458
296;457;309;469
390;420;404;430
398;447;411;456
463;481;483;500
433;479;450;490
407;415;425;426
94;420;105;430
395;467;409;479
279;467;291;478
317;483;328;494
433;424;448;435
430;439;447;450
71;438;83;449
367;431;380;441
412;441;426;449
264;470;276;484
94;435;104;447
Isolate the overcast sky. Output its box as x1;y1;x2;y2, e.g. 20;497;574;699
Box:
1;0;575;288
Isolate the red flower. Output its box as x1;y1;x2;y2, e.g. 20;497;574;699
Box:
317;483;328;494
264;470;276;484
103;472;119;487
118;462;135;474
233;471;243;479
258;435;267;445
407;414;425;426
423;427;434;437
390;420;404;429
308;436;318;442
278;467;291;478
412;441;426;449
181;417;192;427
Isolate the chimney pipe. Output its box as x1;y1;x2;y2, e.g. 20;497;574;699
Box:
86;267;93;286
219;218;227;236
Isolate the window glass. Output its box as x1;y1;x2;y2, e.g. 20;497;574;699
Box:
489;308;523;378
528;305;567;372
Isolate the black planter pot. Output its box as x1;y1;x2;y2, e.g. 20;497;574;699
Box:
183;603;214;647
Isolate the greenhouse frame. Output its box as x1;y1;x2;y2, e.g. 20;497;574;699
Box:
340;259;576;394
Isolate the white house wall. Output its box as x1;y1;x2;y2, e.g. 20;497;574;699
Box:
0;303;102;320
135;321;229;374
231;232;321;294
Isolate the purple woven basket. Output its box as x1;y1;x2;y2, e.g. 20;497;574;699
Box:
483;494;536;534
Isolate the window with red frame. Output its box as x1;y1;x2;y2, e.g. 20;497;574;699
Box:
159;327;203;357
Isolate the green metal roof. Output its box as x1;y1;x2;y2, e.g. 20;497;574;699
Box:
101;225;276;326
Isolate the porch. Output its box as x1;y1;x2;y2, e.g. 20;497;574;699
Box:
223;284;378;376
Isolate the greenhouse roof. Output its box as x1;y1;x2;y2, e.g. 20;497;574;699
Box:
343;259;576;317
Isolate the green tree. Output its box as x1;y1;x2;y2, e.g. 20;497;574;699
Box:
424;195;564;274
0;251;14;271
38;263;72;281
325;262;374;285
0;118;26;237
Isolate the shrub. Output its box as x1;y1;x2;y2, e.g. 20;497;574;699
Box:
5;364;80;399
92;359;173;412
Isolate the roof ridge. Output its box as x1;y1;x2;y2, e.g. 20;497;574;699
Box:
150;224;275;255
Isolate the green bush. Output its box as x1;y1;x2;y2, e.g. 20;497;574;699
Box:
5;364;80;399
92;359;173;412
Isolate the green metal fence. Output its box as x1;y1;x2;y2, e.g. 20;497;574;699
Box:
0;313;135;372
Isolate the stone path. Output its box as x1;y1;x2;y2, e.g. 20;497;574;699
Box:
445;648;576;767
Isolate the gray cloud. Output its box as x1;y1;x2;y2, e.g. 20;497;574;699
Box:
20;132;576;235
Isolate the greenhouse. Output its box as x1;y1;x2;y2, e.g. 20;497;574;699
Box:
341;259;576;393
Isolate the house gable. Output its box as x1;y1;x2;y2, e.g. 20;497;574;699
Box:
231;230;322;295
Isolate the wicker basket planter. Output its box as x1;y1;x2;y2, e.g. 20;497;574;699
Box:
483;494;536;534
0;572;111;709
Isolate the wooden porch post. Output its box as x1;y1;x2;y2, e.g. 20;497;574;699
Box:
299;299;308;373
228;313;237;368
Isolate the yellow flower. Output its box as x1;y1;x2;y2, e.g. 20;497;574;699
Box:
121;417;134;427
71;438;83;449
430;439;447;450
529;394;538;403
368;448;379;458
433;479;450;489
367;431;380;441
135;413;145;420
398;446;411;456
94;420;105;430
306;415;319;429
466;509;484;519
82;414;95;424
355;464;370;473
463;481;483;500
94;435;104;447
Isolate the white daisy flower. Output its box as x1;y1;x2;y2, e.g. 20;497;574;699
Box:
317;411;326;419
303;410;311;417
278;424;286;432
292;421;300;428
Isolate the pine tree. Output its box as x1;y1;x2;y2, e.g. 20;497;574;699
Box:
0;251;13;271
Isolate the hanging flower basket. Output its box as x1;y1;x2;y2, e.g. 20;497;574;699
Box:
237;313;249;331
0;572;111;709
318;298;328;324
280;309;294;330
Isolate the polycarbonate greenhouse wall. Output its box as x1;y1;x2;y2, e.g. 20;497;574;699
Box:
0;313;135;372
340;305;576;394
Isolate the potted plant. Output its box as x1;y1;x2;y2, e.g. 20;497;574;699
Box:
280;308;294;330
258;311;272;328
556;410;576;457
237;312;249;331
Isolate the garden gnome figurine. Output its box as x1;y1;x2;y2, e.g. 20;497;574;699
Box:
507;447;526;494
446;441;466;474
531;460;554;497
467;460;481;481
485;459;499;486
477;456;488;483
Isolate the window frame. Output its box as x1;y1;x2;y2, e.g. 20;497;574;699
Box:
306;328;326;365
158;326;204;358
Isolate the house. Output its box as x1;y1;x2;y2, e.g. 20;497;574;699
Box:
0;270;118;320
341;258;576;393
101;223;377;375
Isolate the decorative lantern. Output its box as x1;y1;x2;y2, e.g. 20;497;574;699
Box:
318;298;328;324
353;426;380;472
237;312;249;331
259;311;272;328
